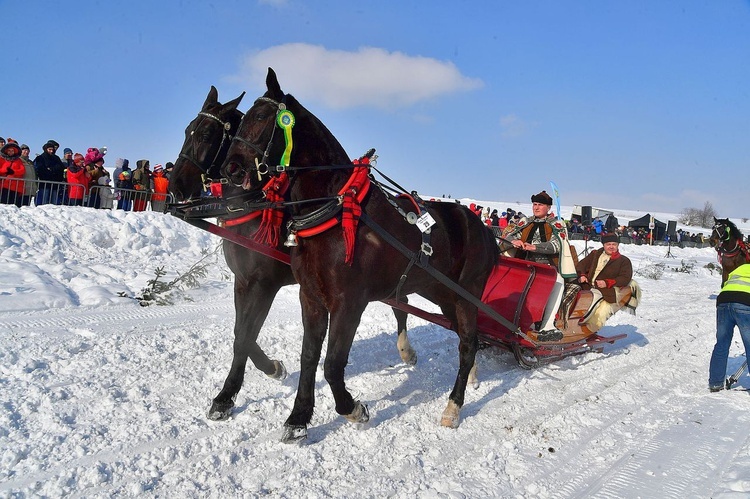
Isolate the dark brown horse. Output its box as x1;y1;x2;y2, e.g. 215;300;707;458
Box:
710;217;750;286
169;87;415;421
221;68;498;442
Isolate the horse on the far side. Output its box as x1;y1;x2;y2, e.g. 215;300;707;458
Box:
709;217;750;286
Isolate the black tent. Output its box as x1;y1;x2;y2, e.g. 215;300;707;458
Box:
628;213;666;239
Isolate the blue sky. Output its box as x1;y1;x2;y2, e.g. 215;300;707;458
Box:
2;0;749;217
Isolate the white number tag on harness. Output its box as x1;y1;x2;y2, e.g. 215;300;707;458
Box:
416;212;436;233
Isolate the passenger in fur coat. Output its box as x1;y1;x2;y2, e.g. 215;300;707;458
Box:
576;233;633;303
575;233;640;333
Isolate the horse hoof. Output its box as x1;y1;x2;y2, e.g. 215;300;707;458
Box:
440;400;461;429
400;349;418;366
268;360;288;381
207;403;233;421
344;401;370;424
281;424;308;444
397;332;417;366
468;364;480;390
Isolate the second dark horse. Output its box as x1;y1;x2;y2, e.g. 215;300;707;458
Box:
169;87;417;421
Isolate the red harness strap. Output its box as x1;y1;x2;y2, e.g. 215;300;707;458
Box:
252;172;290;247
211;180;264;228
221;210;261;227
295;159;371;265
718;239;750;264
341;160;372;264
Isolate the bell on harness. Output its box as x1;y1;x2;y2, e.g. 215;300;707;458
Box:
284;231;299;247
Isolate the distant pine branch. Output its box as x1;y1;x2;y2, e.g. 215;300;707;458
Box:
134;244;228;306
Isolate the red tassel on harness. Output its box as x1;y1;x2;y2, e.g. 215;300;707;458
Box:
254;172;289;247
342;158;371;265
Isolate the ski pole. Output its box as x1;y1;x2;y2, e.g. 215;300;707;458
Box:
726;360;747;389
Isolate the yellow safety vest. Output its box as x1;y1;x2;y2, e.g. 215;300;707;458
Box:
721;264;750;294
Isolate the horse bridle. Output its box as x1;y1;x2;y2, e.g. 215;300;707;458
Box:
223;96;287;185
711;222;750;263
712;222;733;250
178;110;238;181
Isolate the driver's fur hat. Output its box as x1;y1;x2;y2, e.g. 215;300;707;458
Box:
531;190;553;205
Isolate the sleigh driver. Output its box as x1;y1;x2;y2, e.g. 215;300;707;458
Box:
500;190;578;341
501;190;641;342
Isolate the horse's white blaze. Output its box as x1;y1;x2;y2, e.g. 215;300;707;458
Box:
440;400;461;428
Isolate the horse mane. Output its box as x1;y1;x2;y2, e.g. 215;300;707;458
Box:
720;218;744;240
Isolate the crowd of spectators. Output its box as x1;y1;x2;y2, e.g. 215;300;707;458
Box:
0;136;173;211
477;205;526;230
453;200;716;248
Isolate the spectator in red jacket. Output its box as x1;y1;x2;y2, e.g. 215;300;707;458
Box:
65;153;90;206
150;163;169;212
0;141;26;207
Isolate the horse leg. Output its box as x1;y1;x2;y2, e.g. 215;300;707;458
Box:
322;301;371;426
468;361;479;390
441;300;479;428
281;290;329;443
208;280;283;421
392;301;417;365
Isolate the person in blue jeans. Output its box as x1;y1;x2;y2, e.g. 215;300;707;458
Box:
709;263;750;391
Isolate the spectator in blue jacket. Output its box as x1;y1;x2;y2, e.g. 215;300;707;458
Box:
592;218;604;235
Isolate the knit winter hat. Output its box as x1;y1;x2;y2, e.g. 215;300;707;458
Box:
63;148;73;155
531;190;553;205
601;233;619;244
73;153;85;166
85;147;105;165
153;163;164;173
21;144;30;151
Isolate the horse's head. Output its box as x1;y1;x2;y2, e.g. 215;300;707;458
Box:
169;86;245;201
220;68;349;193
218;69;290;192
710;217;733;249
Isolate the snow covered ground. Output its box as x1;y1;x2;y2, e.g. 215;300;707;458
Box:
2;202;750;498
